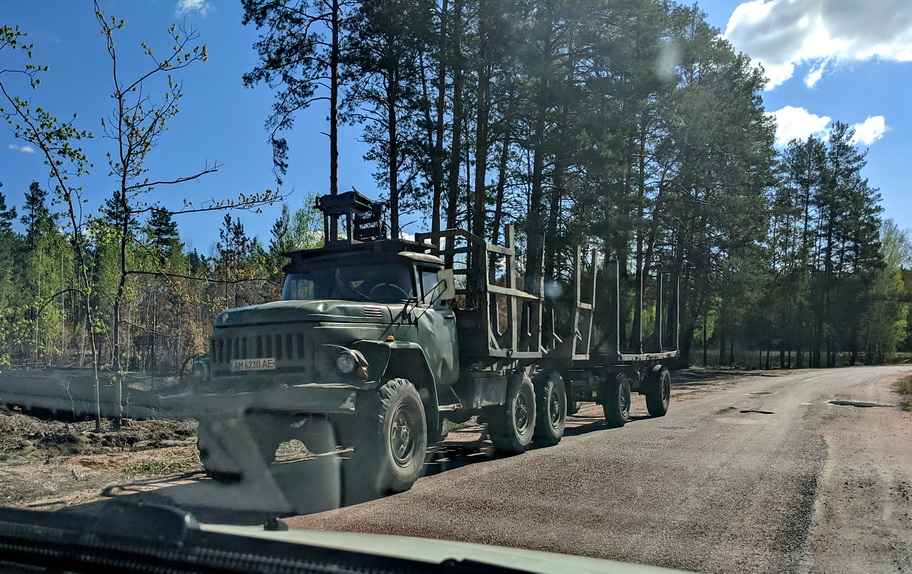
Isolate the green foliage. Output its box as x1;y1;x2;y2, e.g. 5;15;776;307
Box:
0;15;276;384
898;376;912;395
242;0;354;185
898;376;912;411
759;124;888;368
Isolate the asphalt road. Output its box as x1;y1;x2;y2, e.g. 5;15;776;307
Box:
74;366;912;573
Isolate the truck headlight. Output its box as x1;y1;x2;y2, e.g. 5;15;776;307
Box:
336;351;357;374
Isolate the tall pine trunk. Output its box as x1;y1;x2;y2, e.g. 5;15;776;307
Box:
430;0;448;238
444;0;464;259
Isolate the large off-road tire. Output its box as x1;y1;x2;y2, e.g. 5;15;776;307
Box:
487;373;536;452
351;379;428;496
532;370;566;447
645;366;671;417
601;373;631;428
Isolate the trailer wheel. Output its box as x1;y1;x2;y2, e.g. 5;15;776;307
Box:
533;370;566;446
646;366;671;417
351;378;427;496
601;373;631;428
487;373;536;452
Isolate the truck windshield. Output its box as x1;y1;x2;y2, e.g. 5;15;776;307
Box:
282;264;415;303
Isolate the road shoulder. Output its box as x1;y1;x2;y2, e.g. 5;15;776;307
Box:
804;372;912;573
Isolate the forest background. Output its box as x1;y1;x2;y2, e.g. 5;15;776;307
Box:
2;0;911;386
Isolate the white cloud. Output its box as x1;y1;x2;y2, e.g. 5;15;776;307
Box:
767;106;831;147
804;62;827;88
850;116;889;146
768;107;890;148
175;0;209;17
724;0;912;89
8;143;35;154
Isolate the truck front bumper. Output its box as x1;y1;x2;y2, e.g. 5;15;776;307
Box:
158;383;358;418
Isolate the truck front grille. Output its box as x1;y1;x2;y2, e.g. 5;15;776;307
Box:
211;332;306;364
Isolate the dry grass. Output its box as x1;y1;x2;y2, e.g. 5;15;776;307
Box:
120;455;199;478
897;376;912;411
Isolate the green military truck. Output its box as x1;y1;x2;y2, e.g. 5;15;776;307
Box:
163;191;678;497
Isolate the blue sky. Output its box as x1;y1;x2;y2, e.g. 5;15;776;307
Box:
2;0;910;255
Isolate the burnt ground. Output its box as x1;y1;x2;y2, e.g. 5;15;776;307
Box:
0;405;200;508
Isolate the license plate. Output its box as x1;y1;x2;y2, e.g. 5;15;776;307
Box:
230;358;276;372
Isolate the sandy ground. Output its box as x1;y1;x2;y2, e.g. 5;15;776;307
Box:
1;366;909;574
804;373;912;573
280;367;912;574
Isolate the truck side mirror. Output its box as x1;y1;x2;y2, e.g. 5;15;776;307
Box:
439;269;456;301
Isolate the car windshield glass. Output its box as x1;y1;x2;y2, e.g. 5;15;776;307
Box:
282;264;414;303
5;2;912;573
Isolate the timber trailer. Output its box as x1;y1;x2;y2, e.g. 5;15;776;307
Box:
162;191;679;499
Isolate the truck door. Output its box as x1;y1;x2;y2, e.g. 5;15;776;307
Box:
417;268;460;386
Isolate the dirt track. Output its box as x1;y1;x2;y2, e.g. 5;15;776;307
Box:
276;366;912;573
0;366;748;511
2;367;911;573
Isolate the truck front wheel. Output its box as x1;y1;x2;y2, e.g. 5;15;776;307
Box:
601;373;631;428
352;378;427;496
487;373;536;452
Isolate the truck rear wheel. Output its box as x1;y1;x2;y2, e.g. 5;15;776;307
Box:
351;378;427;496
601;373;631;428
646;366;671;417
487;373;536;452
533;370;566;446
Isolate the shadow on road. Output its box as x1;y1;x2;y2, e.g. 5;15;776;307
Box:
59;456;344;525
56;406;639;525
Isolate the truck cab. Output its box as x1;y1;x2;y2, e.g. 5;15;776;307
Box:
206;242;459;391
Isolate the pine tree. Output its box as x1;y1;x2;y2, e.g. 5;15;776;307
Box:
145;207;181;264
214;214;261;309
345;0;434;236
20;182;52;249
243;0;354;196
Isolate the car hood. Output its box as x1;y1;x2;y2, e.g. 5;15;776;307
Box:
202;526;693;574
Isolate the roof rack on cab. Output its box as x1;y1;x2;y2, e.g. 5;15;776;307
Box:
316;190;388;244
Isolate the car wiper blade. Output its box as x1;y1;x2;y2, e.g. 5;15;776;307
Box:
0;502;532;574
